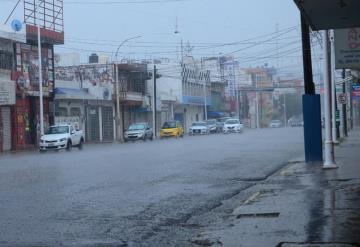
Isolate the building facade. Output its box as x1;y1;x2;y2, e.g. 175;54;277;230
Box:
54;64;115;142
147;57;211;133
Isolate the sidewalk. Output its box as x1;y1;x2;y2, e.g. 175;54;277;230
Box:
188;129;360;247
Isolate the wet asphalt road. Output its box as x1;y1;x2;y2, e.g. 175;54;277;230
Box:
0;128;304;246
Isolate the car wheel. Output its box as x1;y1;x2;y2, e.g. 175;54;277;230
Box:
66;140;72;151
78;138;84;150
39;149;46;153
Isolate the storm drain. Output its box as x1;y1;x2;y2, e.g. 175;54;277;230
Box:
236;212;280;219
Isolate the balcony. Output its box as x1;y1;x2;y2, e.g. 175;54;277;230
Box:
118;91;143;105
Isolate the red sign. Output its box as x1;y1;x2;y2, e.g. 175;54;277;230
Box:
352;90;360;97
26;25;64;45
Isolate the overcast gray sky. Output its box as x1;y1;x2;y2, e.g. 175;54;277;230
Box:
1;0;315;77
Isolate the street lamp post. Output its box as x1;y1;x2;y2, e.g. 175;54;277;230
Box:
35;0;45;136
323;30;337;169
330;31;339;144
203;79;207;121
113;35;142;141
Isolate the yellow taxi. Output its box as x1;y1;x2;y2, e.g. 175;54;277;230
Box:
160;121;184;138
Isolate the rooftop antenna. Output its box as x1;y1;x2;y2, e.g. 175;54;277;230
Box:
174;16;179;34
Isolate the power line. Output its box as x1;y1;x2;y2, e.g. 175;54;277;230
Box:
65;0;195;5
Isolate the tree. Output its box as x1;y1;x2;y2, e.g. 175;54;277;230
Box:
280;94;302;121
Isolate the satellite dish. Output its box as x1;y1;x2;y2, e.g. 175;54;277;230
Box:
11;19;22;32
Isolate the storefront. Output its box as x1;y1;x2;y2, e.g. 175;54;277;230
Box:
54;85;116;143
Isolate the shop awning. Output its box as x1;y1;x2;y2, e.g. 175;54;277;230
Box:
294;0;360;30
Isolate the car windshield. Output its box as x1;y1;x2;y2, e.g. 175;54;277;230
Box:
225;120;239;124
192;122;206;126
128;124;146;130
162;122;176;128
272;120;281;123
46;126;69;135
206;120;216;124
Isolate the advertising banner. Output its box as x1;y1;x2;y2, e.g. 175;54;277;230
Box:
15;44;54;95
334;28;360;69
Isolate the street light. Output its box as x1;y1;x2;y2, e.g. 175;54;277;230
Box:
113;35;142;141
35;0;45;137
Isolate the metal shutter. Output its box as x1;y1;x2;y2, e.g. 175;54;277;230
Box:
101;106;114;141
86;106;100;142
1;107;11;151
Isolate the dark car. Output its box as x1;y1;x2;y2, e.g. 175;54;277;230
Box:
124;123;153;142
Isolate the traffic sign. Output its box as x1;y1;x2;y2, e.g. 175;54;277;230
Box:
336;110;340;122
338;93;347;104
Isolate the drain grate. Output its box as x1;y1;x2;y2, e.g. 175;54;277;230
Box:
236;212;280;219
277;242;360;247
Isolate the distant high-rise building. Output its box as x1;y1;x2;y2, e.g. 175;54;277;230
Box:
89;53;99;64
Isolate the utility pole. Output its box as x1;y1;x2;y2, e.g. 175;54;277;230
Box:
255;74;260;129
153;65;157;138
236;89;240;119
330;31;339;144
115;64;122;142
323;30;337;169
301;14;322;162
283;94;287;127
342;69;348;137
350;81;354;130
36;0;44;136
203;79;207;121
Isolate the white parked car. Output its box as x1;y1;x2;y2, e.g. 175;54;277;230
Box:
189;122;209;135
269;120;282;128
39;125;84;152
223;119;243;133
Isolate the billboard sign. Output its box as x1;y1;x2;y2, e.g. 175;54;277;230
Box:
334;28;360;69
15;43;54;95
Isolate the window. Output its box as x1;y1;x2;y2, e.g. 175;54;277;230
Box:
56;107;68;117
70;107;81;116
46;126;69;134
0;50;13;70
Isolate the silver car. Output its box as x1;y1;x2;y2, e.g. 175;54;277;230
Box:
206;119;217;133
124;123;153;142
